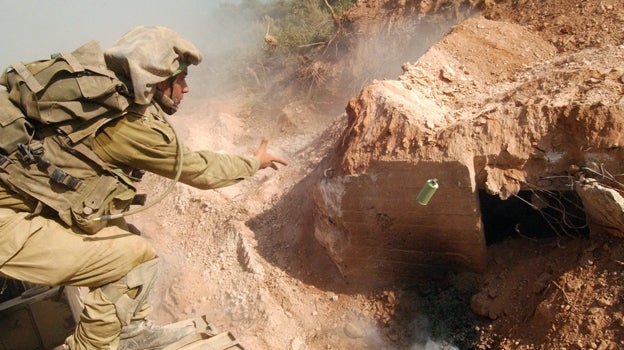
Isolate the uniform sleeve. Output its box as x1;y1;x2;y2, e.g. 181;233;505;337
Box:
91;106;260;190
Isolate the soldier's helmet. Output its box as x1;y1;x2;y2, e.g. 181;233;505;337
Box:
104;26;202;105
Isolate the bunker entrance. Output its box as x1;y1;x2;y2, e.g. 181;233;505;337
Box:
479;189;590;245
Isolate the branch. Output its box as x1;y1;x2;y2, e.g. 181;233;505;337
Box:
324;0;340;27
322;0;343;56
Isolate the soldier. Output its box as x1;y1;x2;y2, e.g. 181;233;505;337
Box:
0;26;287;349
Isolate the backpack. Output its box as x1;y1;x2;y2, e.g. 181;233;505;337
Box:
0;41;140;233
0;40;132;154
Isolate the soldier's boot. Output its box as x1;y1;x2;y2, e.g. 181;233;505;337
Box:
118;320;196;350
98;259;190;349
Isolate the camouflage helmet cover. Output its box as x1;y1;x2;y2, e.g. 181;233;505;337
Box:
104;26;202;104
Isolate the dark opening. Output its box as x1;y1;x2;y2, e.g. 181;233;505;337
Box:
0;277;27;303
479;189;590;245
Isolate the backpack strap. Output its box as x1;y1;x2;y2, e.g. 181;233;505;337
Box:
59;50;118;79
62;137;111;172
10;62;44;93
0;153;19;175
0;152;44;216
36;156;83;190
3;140;83;191
59;52;85;73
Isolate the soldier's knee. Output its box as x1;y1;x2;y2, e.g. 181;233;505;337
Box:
102;258;159;326
133;236;157;263
116;234;157;263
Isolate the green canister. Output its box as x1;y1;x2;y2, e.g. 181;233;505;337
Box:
417;178;439;205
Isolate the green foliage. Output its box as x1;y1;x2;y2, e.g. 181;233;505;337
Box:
231;0;357;54
273;3;331;52
202;0;356;98
328;0;357;16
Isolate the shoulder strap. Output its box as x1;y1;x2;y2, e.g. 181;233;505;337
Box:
59;52;85;73
10;62;44;93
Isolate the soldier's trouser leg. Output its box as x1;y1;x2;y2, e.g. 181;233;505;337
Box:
0;209;157;350
69;259;159;349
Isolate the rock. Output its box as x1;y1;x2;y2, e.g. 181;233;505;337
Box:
575;181;624;238
533;272;553;294
440;64;457;82
344;322;365;338
470;291;493;318
565;278;583;292
290;337;306;350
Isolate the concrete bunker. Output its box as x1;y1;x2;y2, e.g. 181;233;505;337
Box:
311;17;624;287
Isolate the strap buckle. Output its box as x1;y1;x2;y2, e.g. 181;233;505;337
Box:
17;143;36;164
0;153;12;171
49;168;82;190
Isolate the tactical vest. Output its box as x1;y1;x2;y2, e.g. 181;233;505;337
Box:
0;41;140;234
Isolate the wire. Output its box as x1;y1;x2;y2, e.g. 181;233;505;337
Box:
509;176;589;238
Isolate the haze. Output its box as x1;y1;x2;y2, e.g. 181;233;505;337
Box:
0;0;240;70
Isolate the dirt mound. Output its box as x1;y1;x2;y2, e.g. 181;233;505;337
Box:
308;17;554;286
312;8;624;346
131;1;624;349
483;0;624;54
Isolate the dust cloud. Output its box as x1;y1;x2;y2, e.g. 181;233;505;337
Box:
146;3;474;349
184;3;463;118
185;4;266;99
172;4;469;350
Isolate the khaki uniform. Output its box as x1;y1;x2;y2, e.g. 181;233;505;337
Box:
0;103;259;349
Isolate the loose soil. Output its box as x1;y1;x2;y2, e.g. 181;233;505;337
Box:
130;1;624;349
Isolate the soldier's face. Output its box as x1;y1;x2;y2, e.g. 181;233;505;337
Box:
158;70;189;107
